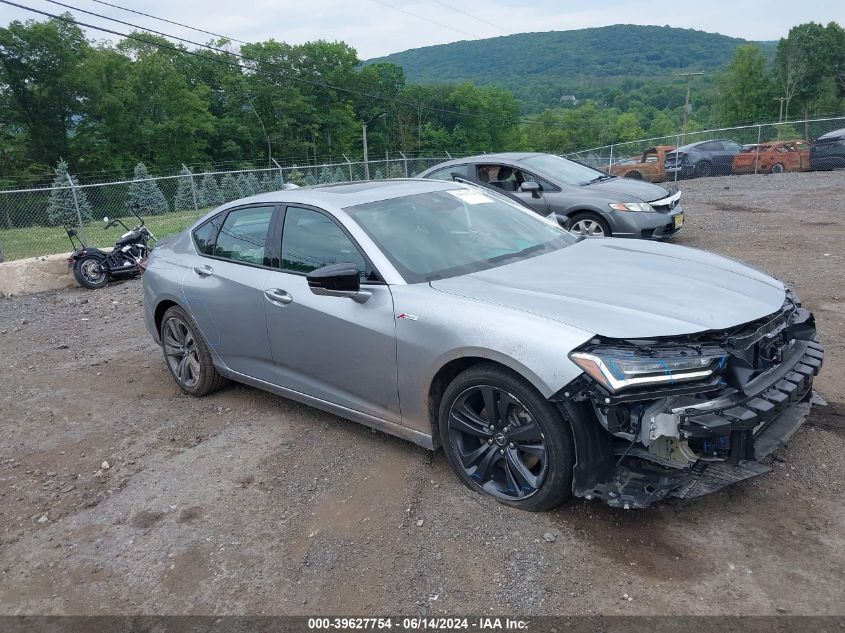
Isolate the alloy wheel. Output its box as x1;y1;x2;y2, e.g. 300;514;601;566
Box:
80;259;106;284
569;219;605;237
447;385;548;500
162;316;201;388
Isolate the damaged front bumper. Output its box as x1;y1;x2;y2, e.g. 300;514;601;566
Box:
557;296;824;509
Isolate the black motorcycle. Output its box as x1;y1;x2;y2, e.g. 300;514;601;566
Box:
66;206;156;289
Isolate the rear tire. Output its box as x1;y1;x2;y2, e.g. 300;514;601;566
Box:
160;305;228;396
73;255;109;289
567;212;610;237
438;363;574;512
771;163;785;174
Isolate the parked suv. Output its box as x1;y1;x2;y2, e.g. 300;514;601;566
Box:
810;128;845;170
664;139;744;178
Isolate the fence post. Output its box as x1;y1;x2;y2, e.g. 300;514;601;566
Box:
271;158;285;184
66;172;85;244
753;125;762;175
445;151;453;159
399;152;409;178
674;134;681;183
182;164;198;211
608;144;614;171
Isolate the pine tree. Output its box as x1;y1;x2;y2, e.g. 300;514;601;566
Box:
236;174;253;197
244;172;261;196
46;159;93;226
319;165;334;183
260;174;273;193
128;162;169;216
174;167;196;211
198;173;223;208
221;174;241;202
287;167;304;186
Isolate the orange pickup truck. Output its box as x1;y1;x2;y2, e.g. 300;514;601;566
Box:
608;145;675;182
732;140;811;174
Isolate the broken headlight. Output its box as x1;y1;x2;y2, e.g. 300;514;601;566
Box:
569;345;726;392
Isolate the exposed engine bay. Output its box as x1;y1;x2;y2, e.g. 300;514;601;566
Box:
558;291;824;508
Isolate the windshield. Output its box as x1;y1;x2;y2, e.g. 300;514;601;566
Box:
519;153;611;186
345;188;577;283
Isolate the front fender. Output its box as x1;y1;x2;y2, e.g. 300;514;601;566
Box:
390;284;594;438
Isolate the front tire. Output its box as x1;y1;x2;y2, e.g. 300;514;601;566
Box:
771;163;785;174
567;212;610;237
73;255;109;289
438;364;574;511
160;306;227;396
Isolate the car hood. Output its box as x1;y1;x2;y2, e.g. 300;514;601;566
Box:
581;178;670;203
430;239;785;339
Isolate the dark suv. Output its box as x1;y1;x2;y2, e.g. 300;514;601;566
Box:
810;128;845;170
664;139;744;178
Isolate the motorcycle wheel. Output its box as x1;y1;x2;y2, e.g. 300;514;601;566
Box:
73;255;110;289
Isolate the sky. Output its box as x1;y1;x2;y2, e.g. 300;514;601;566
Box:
1;0;844;59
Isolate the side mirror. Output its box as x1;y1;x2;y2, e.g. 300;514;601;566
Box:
307;263;366;300
102;216;110;223
519;181;541;198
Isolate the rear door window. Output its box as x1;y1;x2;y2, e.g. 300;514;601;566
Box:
192;214;224;255
213;206;275;266
426;164;470;180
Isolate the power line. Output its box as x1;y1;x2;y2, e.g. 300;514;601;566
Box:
369;0;480;40
5;0;497;122
427;0;513;35
86;0;248;44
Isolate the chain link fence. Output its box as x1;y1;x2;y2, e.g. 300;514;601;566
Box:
564;116;845;182
0;156;450;262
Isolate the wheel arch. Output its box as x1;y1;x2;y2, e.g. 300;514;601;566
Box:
153;298;180;336
426;352;553;448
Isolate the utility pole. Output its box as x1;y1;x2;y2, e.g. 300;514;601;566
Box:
675;72;703;144
774;97;787;123
363;112;387;180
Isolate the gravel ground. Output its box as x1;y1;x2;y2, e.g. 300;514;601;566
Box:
0;171;843;616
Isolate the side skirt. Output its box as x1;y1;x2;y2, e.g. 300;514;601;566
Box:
217;365;435;450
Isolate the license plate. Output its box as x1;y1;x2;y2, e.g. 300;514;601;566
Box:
674;213;684;229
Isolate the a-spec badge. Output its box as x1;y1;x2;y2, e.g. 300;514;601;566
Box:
397;313;419;321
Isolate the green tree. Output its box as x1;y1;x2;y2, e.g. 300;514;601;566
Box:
128;162;169;215
0;15;89;169
46;159;92;226
717;45;776;125
198;173;223;208
174;167;196;211
220;173;241;202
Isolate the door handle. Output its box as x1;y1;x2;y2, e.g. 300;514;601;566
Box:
193;264;214;277
264;288;293;305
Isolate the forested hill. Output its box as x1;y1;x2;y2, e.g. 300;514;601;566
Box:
368;25;773;109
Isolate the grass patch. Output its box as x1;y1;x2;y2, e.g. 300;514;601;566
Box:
0;209;207;261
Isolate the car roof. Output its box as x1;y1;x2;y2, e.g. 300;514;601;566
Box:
208;178;461;215
431;152;545;165
817;127;845;140
676;139;736;150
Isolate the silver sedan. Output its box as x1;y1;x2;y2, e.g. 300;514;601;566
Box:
142;179;823;510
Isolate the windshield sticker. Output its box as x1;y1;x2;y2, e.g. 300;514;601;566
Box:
447;189;493;205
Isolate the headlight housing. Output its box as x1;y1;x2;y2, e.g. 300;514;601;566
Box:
569;345;727;392
609;202;654;212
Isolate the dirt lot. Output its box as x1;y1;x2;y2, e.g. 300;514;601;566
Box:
1;171;844;616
